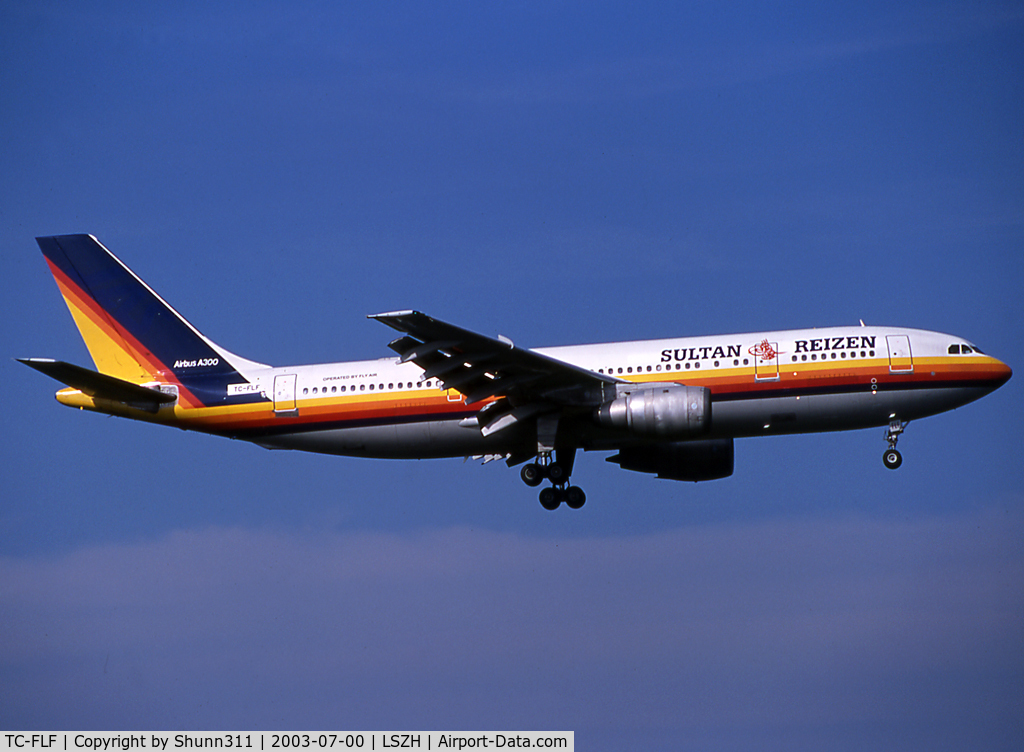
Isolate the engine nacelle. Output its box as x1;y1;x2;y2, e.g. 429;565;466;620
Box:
607;438;734;482
595;384;710;437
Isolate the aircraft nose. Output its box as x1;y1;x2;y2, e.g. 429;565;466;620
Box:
994;358;1012;387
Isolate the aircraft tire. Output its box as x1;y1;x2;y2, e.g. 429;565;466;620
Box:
883;449;902;470
547;462;566;483
565;486;586;509
521;463;544;487
539;487;560;510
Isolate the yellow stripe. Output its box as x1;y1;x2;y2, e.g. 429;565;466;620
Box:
57;279;150;382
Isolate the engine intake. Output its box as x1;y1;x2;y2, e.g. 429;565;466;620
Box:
595;384;710;437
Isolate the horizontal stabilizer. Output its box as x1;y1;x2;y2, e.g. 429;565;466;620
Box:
17;358;176;408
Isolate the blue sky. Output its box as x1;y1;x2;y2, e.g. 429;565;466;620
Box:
2;2;1022;748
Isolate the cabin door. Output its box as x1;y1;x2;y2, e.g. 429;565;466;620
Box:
886;335;914;373
273;374;298;414
752;340;780;381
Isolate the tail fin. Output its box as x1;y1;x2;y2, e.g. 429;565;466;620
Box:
36;234;264;405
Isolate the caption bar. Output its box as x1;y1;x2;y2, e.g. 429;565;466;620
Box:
2;734;572;752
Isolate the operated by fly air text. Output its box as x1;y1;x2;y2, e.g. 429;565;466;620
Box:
20;235;1011;510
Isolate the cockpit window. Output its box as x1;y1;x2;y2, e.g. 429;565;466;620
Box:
948;344;960;354
971;345;985;354
961;345;973;354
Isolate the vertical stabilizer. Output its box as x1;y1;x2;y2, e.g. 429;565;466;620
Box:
36;234;265;406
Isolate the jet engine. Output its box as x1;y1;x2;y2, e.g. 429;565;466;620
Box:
606;438;734;482
595;384;710;437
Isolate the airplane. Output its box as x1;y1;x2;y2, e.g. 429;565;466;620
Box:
20;234;1012;510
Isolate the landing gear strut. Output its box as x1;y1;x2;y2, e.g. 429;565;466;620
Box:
521;447;586;510
883;419;906;470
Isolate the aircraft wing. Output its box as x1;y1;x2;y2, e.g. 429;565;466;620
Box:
369;310;621;408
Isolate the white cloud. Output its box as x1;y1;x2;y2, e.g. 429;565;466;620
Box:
2;506;1022;747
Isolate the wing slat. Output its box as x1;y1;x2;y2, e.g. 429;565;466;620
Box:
369;310;619;406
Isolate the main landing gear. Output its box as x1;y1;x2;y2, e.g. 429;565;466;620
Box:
521;452;586;511
883;419;906;470
521;416;586;510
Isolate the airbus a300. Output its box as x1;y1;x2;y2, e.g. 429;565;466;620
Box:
21;235;1012;509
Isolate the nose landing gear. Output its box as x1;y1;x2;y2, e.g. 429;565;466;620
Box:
883;448;902;470
883;419;906;470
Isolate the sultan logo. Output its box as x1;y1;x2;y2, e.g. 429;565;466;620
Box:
748;339;781;361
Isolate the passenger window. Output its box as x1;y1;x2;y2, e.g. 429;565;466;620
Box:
360;385;365;391
303;388;308;395
389;383;394;389
332;386;337;393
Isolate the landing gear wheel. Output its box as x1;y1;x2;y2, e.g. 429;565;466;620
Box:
539;487;560;510
883;449;902;470
547;462;567;484
565;486;586;509
521;463;544;487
